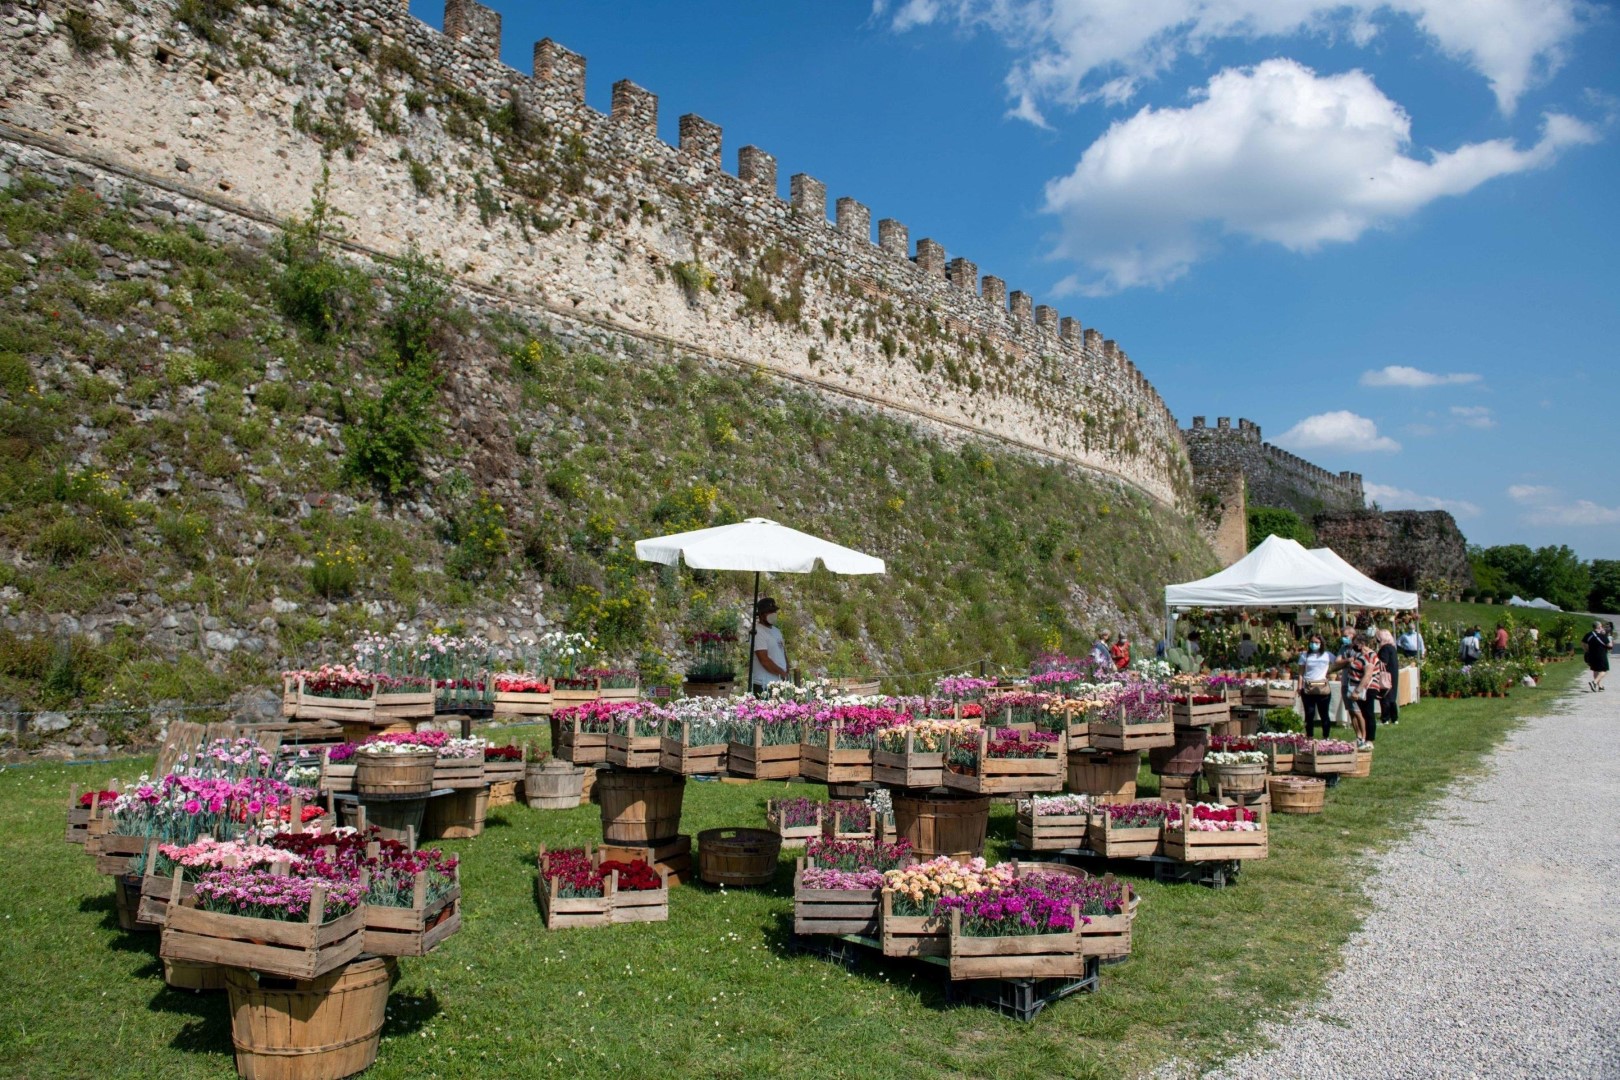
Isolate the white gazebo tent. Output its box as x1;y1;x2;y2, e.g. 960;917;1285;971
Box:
633;517;886;689
1164;535;1416;643
1308;548;1419;611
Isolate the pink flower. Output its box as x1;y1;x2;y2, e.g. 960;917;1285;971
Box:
183;798;202;814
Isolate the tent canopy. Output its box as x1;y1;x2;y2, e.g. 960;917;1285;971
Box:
1165;535;1417;610
1307;548;1419;610
633;518;885;575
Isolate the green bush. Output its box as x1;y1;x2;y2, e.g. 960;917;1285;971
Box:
343;375;438;497
310;542;363;598
272;171;366;341
30;517;100;565
445;495;508;581
1261;707;1303;733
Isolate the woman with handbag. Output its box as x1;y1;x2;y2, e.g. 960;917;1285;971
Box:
1347;632;1389;747
1296;632;1335;738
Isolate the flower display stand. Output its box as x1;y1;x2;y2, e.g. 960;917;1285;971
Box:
873;730;946;789
1086;809;1165;859
362;865;462;957
879;890;949;958
946;906;1087;981
659;722;728;776
943;729;1064;795
766;800;826;848
1163;804;1269;863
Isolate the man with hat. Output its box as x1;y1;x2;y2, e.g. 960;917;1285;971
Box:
750;596;788;694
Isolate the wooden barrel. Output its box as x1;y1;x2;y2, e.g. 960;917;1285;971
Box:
224;956;397;1080
525;760;585;810
596;772;685;845
1066;751;1139;804
1149;726;1209;777
1203;761;1267;794
1352;744;1373;778
354;754;435;798
164;958;225;993
423;787;490;839
1268;776;1326;814
697;827;782;887
891;793;990;859
340;798;425;845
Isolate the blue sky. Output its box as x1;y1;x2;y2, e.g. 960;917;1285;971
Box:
427;1;1620;559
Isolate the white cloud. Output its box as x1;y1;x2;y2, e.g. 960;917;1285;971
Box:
1364;481;1481;517
882;0;1591;116
1360;364;1482;388
1041;60;1597;292
1449;404;1497;428
1505;484;1620;526
1275;410;1401;454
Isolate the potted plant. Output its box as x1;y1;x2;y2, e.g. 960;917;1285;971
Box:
1086;800;1175;858
1014;794;1092;851
943;728;1063;795
1163;801;1268;862
792;836;914;937
160;866;367;980
491;672;553;718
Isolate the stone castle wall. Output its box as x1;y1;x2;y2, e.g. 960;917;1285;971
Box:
0;0;1193;506
1312;510;1472;594
1183;417;1364;517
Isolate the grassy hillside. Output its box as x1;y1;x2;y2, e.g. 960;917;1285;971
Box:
0;172;1215;724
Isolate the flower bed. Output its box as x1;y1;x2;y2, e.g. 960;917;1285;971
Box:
791;837;914;937
1163;802;1269;862
1086;800;1175;858
1014;794;1092;851
943;729;1063;795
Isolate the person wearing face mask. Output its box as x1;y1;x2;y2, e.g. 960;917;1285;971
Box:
749;597;788;695
1296;632;1334;738
1331;626;1359;733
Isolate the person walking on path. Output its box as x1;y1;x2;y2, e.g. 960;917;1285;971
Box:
1584;621;1611;692
1297;632;1335;739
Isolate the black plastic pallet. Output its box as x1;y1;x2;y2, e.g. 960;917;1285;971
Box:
1008;843;1243;889
788;933;1102;1021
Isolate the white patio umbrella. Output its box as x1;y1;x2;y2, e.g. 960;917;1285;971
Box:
634;517;886;690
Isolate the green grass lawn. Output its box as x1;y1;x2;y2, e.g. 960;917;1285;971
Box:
0;661;1579;1079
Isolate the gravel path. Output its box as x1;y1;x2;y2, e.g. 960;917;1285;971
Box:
1205;680;1620;1080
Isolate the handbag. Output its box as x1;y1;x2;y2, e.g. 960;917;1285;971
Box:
1304;680;1330;696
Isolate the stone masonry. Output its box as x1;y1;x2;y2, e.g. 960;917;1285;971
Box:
0;0;1195;507
1184;417;1365;516
1312;510;1473;594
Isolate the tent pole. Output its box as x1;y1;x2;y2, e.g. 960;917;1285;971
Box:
746;570;761;696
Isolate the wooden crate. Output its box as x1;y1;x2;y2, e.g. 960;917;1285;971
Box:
1163;804;1269;862
1089;719;1175;752
800;728;875;784
659;733;728;777
599;835;692;889
606;866;670;924
880;890;948;958
1261;744;1295;774
1241;687;1297;709
491;689;553;718
1158;773;1200;805
1295;747;1357;775
1065;720;1090;754
283;675;379;723
1086;810;1164;858
363;869;462;957
946;907;1086;981
942;730;1064;795
488;779;519;807
432;758;485;790
872;734;945;789
766;800;824;848
607;730;663;770
726;726;801;781
1014;808;1089;851
792;859;881;937
1171;699;1230;726
556;719;610;767
321;759;357;794
159;874;365;980
95;832;148;876
536;847;616;929
374;690;436;721
1078;876;1134;960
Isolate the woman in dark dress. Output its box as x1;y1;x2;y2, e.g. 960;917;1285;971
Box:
1584;621;1612;692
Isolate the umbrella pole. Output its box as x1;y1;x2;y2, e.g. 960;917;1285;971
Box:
746;570;760;696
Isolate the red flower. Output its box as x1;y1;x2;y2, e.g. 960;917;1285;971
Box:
79;790;120;808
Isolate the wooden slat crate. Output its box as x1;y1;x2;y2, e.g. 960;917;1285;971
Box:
766;800;824;848
872;734;945;789
95;832;149;876
1162;803;1269;862
1086;809;1165;858
1171;699;1230;726
1241;687;1297;708
491;689;553;718
1013;808;1089;851
946;906;1086;981
1089;719;1176;752
880;890;948;958
792;857;881;937
536;846;615;929
1295;746;1357;775
799;727;874;784
943;730;1064;795
726;725;801;781
598;835;691;889
432;759;486;790
658;728;728;776
362;867;462;957
159;873;364;980
555;718;610;767
607;730;663;770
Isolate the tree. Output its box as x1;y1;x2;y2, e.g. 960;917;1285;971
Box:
1524;545;1590;612
1475;544;1534;598
1246;507;1313;551
1589;560;1620;615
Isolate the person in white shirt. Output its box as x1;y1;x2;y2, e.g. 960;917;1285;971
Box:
1297;632;1335;738
750;597;788;694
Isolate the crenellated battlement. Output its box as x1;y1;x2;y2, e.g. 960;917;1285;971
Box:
1;0;1193;507
1184;416;1365;515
